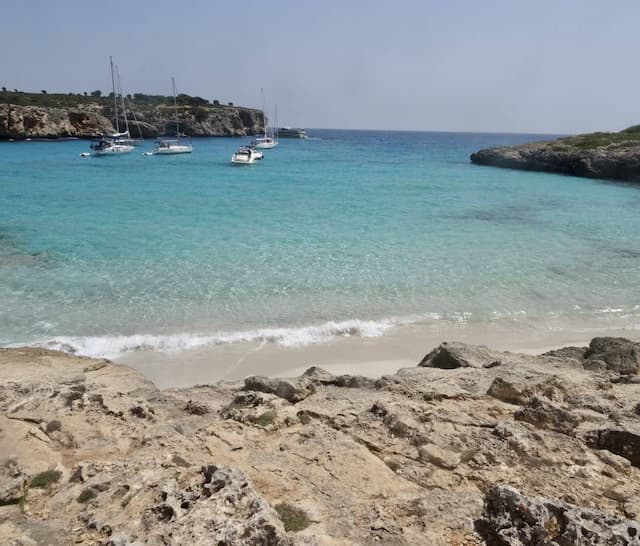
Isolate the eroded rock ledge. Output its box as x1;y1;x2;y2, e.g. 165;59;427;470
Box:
2;337;640;544
470;127;640;182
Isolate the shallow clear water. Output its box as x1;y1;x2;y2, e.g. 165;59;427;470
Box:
1;130;639;357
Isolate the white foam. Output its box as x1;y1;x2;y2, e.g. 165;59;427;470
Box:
33;315;426;359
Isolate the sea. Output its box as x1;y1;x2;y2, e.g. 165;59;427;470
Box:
1;130;640;365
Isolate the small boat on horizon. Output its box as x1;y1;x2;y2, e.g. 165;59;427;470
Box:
277;127;307;139
231;145;263;165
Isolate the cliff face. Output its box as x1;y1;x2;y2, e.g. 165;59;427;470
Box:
470;129;640;182
0;105;114;139
2;337;640;544
123;104;264;138
0;101;264;139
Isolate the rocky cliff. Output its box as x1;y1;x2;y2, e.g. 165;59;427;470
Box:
470;127;640;182
2;337;640;544
0;96;264;139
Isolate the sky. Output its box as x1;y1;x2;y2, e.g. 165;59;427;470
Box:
1;0;639;134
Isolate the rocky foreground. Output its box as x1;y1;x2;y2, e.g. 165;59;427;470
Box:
2;337;640;545
470;127;640;182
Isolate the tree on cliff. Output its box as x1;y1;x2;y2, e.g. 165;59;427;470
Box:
1;87;6;92
41;90;47;94
90;90;101;97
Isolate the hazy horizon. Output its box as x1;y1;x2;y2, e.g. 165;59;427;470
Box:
2;0;639;134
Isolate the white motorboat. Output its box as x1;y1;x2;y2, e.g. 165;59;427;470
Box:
151;77;193;155
152;138;193;155
231;146;263;165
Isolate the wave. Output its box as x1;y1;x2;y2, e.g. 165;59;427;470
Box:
32;315;430;359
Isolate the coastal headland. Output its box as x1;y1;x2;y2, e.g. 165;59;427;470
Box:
471;126;640;182
0;90;264;139
2;337;640;544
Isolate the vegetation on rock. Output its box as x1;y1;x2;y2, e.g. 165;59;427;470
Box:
30;469;62;489
274;503;311;532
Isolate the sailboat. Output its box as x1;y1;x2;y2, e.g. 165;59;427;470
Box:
151;77;193;155
252;89;278;149
89;57;135;156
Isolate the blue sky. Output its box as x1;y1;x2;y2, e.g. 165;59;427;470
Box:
2;0;638;133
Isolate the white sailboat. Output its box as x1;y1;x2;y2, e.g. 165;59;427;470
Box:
252;89;278;149
152;77;193;155
89;57;134;156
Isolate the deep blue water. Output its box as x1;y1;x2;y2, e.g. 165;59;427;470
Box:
1;130;639;356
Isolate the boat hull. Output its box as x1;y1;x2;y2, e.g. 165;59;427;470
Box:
92;144;135;155
153;145;193;155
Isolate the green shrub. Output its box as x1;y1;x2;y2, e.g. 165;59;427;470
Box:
253;410;277;427
30;469;62;488
77;488;97;503
275;503;311;532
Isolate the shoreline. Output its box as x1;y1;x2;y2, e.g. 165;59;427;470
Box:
114;319;640;388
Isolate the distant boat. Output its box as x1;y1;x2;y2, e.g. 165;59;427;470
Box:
277;127;307;139
88;57;134;156
151;77;193;155
252;89;278;149
231;145;263;165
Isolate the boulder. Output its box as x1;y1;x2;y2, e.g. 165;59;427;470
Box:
543;346;586;361
476;485;640;545
243;375;315;403
586;428;640;468
584;337;640;374
419;342;503;369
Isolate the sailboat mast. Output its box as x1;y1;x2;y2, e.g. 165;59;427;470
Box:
110;56;119;133
172;77;179;136
115;65;129;135
274;104;278;142
261;88;267;139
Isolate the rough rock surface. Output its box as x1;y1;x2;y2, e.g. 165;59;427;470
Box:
477;485;640;545
1;338;640;544
470;129;640;182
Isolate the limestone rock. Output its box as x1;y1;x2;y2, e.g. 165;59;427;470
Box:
476;485;640;545
514;397;583;435
470;130;640;183
419;341;503;369
0;458;25;505
417;444;460;470
3;339;640;544
486;376;565;405
584;337;640;375
243;375;316;403
586;428;640;468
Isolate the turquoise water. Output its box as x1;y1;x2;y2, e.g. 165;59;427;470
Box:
1;130;639;357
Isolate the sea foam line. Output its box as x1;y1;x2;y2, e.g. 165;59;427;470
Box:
34;315;434;359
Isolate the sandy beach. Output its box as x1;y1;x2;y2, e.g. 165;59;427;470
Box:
117;318;640;388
